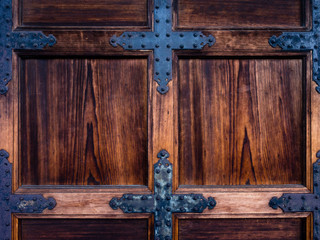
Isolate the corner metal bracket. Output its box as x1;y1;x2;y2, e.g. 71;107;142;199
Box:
268;0;320;93
0;0;56;95
269;151;320;240
109;150;216;240
109;0;215;95
0;150;56;240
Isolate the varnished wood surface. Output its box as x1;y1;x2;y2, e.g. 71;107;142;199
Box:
20;58;148;185
20;219;148;239
178;218;306;240
178;58;304;186
176;0;307;29
20;0;148;27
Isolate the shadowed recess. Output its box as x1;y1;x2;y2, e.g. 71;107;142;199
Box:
178;218;306;240
20;219;148;240
20;58;148;185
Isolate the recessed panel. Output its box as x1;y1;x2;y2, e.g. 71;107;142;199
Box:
20;58;148;185
20;219;148;239
179;58;305;185
179;218;306;240
21;0;148;26
177;0;305;29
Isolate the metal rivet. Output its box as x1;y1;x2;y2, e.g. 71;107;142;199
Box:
180;44;184;49
6;222;10;226
166;57;170;61
128;34;132;37
166;183;171;188
155;44;159;48
166;5;170;8
142;195;147;200
167;169;171;173
155;5;159;9
166;33;170;37
141;44;145;48
155;33;160;37
6;58;10;61
5;183;10;187
156;183;160;187
166;72;170;76
166;207;171;212
193;44;197;48
156;19;160;23
128;45;132;48
166;19;170;23
180;34;184;37
141;33;145;38
194;33;198;37
6;44;10;48
209;38;214;43
155;72;159;75
156;169;160;174
301;196;305;200
167;44;171;48
156;58;160;62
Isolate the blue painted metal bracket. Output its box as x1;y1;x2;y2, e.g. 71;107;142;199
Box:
0;0;56;95
269;151;320;240
269;0;320;93
0;150;56;240
110;0;215;94
109;150;216;240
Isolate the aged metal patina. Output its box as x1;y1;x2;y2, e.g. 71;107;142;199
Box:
269;151;320;240
109;0;215;94
269;0;320;93
0;150;56;240
109;150;216;240
0;0;56;95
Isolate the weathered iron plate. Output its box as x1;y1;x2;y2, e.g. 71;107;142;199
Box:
0;0;56;95
269;151;320;240
110;150;216;240
0;150;56;240
269;0;320;93
110;0;215;94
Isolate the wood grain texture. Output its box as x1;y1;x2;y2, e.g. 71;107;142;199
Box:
20;219;148;239
178;218;306;240
176;0;306;29
20;0;148;27
178;58;305;186
20;58;148;185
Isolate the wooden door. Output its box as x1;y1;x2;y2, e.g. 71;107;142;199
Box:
0;0;317;239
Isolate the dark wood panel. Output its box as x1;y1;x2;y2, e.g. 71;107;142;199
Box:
178;218;306;240
177;0;306;29
20;58;148;185
20;219;148;240
179;58;305;186
21;0;148;26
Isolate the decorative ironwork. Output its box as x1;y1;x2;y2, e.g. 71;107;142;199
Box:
110;0;215;94
0;149;56;240
268;0;320;93
0;0;56;95
269;151;320;240
109;150;216;240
